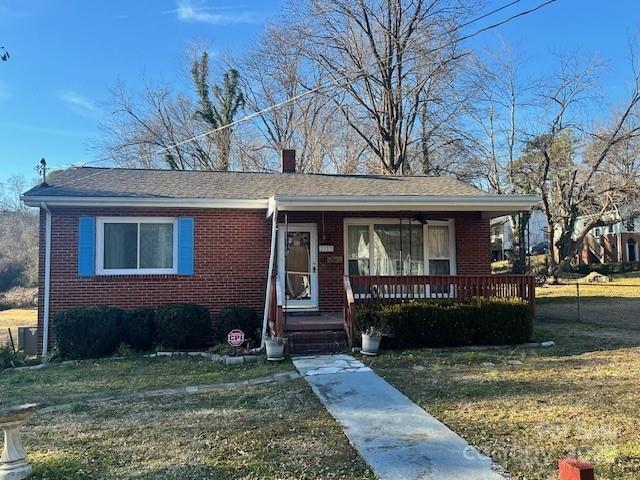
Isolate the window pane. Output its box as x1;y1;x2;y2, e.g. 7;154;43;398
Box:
428;226;450;258
347;225;369;276
285;231;311;300
403;225;423;275
373;223;423;275
104;223;138;269
373;225;400;275
429;259;450;275
140;223;174;269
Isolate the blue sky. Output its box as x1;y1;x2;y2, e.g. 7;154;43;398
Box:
1;0;639;187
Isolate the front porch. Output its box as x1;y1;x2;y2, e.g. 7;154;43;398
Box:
268;273;536;352
263;207;536;353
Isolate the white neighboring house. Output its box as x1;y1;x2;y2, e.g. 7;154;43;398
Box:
490;209;549;261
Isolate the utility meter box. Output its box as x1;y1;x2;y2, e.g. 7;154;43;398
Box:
18;327;39;355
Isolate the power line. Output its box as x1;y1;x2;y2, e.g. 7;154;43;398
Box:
155;0;557;155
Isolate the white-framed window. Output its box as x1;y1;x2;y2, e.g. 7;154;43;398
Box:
96;217;178;275
343;218;456;276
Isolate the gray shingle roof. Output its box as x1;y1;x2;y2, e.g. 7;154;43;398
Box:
23;167;488;200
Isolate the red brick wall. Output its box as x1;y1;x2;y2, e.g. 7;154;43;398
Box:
37;207;491;352
37;207;272;353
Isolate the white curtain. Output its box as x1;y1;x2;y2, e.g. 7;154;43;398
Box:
373;225;398;275
428;226;449;258
347;225;370;276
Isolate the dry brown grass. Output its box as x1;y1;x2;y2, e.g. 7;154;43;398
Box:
1;357;372;479
0;286;38;308
0;308;36;345
366;315;640;479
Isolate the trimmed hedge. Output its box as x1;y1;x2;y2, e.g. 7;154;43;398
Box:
355;298;533;349
120;308;155;352
54;306;122;359
217;307;260;345
53;303;211;359
155;303;211;349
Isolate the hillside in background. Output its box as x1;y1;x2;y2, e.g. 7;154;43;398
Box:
0;210;38;305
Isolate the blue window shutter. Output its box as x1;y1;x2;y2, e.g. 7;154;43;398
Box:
177;217;194;275
78;216;96;277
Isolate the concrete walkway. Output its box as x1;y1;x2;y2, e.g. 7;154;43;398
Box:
293;355;505;480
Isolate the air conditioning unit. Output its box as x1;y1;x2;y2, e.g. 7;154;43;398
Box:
18;327;39;355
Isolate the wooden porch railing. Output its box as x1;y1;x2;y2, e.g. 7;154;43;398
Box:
344;274;536;345
268;275;285;337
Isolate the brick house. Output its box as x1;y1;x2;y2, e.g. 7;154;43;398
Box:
577;215;640;265
22;151;538;354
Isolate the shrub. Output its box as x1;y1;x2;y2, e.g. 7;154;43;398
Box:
572;261;640;276
216;307;260;345
53;306;122;359
355;298;533;349
0;258;25;293
120;308;155;352
0;343;26;369
154;303;211;349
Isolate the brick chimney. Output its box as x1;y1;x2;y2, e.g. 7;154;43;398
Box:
281;149;296;173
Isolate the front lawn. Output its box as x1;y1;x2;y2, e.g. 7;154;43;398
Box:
364;315;640;479
1;357;373;479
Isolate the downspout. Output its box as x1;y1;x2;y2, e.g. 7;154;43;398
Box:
41;202;52;357
260;198;278;349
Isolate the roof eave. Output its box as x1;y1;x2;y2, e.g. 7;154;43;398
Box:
21;193;540;216
273;194;540;214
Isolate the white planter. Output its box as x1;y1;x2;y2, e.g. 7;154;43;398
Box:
265;338;285;361
361;334;382;356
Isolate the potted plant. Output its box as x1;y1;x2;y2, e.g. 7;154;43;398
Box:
264;335;286;361
358;311;390;356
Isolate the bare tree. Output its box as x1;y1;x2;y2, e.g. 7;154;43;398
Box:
0;175;29;212
234;22;368;173
96;81;216;170
292;0;475;174
514;50;640;275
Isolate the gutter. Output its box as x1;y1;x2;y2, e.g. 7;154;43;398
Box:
21;193;540;212
260;197;278;349
41;202;52;357
21;195;268;209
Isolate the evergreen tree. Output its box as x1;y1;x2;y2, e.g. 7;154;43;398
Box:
192;52;245;171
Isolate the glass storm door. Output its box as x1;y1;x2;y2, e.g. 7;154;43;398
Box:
277;224;319;311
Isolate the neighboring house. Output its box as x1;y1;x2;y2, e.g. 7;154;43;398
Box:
577;212;640;265
490;209;548;261
22;150;538;355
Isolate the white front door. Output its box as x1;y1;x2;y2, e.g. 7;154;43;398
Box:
277;223;319;311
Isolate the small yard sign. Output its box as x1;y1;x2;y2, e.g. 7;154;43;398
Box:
227;329;245;347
